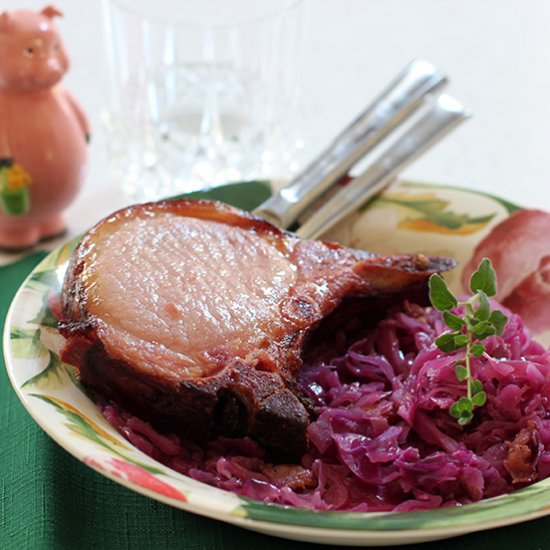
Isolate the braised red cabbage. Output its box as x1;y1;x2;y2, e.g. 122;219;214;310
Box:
102;300;550;512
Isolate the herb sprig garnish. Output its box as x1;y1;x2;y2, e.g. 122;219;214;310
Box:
428;258;508;425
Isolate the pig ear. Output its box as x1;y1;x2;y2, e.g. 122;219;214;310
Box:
0;12;12;32
41;5;63;19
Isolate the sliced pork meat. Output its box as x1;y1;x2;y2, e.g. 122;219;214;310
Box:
59;199;455;460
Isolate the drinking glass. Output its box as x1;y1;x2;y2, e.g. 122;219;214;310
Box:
102;0;303;201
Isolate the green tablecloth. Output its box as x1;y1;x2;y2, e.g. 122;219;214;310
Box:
2;185;550;549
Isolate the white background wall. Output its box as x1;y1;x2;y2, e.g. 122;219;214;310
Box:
3;0;550;233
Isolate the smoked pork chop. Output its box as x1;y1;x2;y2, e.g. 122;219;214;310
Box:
59;199;455;460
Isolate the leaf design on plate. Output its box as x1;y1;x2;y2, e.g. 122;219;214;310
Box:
30;393;167;474
32;234;81;273
30;393;130;448
28;297;59;329
22;351;74;390
24;236;78;296
401;181;521;214
238;478;550;531
26;266;61;295
376;192;496;234
10;326;48;359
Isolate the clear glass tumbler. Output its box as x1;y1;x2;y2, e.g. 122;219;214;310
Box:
102;0;303;201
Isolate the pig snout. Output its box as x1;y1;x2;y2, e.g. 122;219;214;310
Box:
39;55;68;85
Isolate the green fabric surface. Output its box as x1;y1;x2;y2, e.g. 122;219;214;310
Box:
2;182;550;549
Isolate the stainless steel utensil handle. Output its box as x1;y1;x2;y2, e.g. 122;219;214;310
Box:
295;94;472;240
253;59;447;228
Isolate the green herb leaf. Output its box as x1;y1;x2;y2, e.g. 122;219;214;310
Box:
489;310;508;336
475;290;491;321
472;391;487;407
429;274;458;312
455;364;468;381
435;332;458;352
471;379;484;394
456;396;473;412
453;334;468;348
470;258;497;297
458;412;473;425
450;402;462;418
430;258;508;427
472;321;496;339
471;343;485;357
444;311;465;330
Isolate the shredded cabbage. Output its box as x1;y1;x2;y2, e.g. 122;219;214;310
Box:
102;300;550;512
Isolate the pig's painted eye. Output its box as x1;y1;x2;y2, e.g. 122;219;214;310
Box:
53;43;59;51
23;47;34;58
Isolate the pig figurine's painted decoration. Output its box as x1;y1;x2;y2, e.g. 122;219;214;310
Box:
0;5;88;250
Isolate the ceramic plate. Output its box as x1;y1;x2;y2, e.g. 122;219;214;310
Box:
5;180;550;546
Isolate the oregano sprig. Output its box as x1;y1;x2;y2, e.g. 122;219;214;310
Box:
428;258;508;426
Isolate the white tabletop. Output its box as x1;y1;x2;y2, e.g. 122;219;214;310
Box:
2;0;550;260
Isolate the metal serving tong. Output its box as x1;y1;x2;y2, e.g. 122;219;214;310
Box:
253;59;472;239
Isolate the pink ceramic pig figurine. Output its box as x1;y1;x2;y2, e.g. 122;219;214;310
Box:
0;5;88;250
